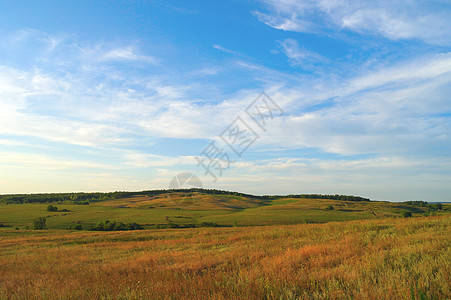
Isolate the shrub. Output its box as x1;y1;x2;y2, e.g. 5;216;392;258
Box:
46;205;58;212
113;222;125;231
33;217;47;230
127;222;144;230
90;220;144;231
431;203;442;211
325;205;334;210
401;211;412;218
104;221;115;231
199;222;220;227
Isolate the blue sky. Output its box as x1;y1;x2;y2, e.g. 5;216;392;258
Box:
0;0;450;201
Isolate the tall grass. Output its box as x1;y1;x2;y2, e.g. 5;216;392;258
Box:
0;216;449;299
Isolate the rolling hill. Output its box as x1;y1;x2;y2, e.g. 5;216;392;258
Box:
0;189;448;230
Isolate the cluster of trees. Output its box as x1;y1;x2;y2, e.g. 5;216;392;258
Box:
90;220;144;231
0;192;133;204
71;221;223;231
278;194;370;202
399;200;445;218
403;201;443;211
46;205;69;212
152;222;223;229
325;205;334;210
33;217;47;230
401;211;412;218
31;218;144;231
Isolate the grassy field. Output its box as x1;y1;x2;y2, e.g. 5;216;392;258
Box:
0;216;449;299
1;192;447;229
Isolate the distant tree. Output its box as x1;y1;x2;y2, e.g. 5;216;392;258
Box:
113;222;125;231
46;205;58;212
33;217;47;230
199;222;220;227
104;220;114;231
401;211;412;218
432;203;442;211
90;220;143;231
127;222;143;230
403;201;428;207
93;222;104;231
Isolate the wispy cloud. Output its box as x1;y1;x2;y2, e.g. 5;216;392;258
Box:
254;10;316;33
240;52;451;157
1;29;449;157
123;152;195;168
100;46;157;63
278;38;327;67
0;152;118;170
212;44;242;56
221;155;451;200
256;0;451;45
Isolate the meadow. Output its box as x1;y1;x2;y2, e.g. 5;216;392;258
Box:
0;216;449;299
0;191;445;229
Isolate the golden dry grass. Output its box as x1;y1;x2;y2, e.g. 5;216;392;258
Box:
0;216;449;299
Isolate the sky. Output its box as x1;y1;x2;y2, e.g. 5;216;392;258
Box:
0;0;450;201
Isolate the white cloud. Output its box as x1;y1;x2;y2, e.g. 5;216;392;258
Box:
1;30;449;157
123;152;195;168
242;52;451;156
0;152;117;170
0;70;137;148
212;44;241;56
233;155;448;175
254;11;315;32
0;55;253;147
344;53;451;94
198;154;451;201
278;38;326;67
256;0;451;45
100;46;157;63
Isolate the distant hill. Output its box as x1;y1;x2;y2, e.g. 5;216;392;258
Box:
0;188;370;204
0;189;448;230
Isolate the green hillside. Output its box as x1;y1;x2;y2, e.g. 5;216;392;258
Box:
0;189;448;230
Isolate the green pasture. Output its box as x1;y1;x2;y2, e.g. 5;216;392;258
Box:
0;194;448;230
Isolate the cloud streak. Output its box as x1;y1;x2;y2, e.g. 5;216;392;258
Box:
256;0;451;45
278;38;327;68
